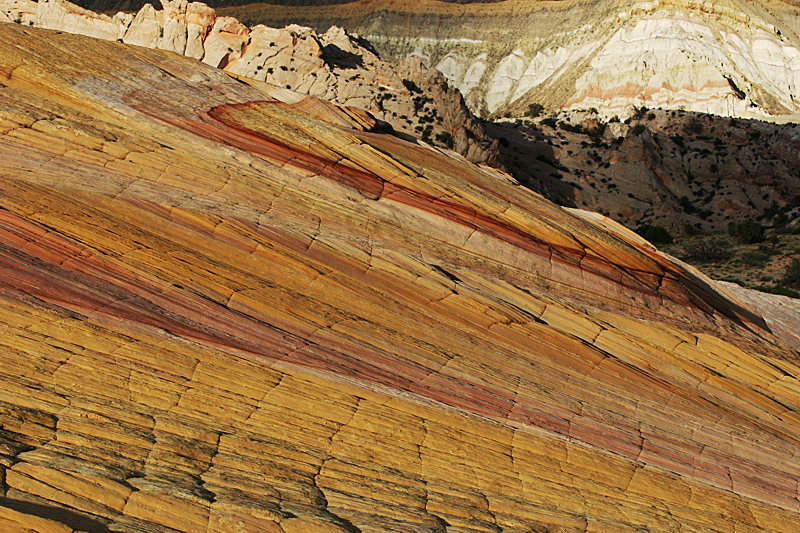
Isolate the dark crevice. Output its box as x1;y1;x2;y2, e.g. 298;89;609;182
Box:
0;498;113;533
430;264;462;285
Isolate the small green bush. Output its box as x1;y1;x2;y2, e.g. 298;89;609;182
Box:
683;239;731;263
740;251;771;268
763;201;780;220
541;117;557;128
685;118;704;134
728;219;764;244
638;225;673;245
785;258;800;289
525;103;544;118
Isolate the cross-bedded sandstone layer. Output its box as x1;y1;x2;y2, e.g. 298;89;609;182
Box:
1;22;800;533
0;0;500;166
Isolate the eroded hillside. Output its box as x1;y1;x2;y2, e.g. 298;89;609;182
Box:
216;0;800;119
489;108;800;232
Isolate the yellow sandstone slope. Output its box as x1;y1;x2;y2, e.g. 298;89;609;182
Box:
0;22;799;533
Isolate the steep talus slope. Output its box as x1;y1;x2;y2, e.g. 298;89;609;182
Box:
217;0;800;119
1;22;800;533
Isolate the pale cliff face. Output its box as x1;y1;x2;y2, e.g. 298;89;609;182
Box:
436;3;800;119
217;0;800;120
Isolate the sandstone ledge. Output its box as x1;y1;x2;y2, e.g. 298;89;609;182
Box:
0;23;799;533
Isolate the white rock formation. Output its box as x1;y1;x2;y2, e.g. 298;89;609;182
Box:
435;53;468;88
435;52;488;98
37;0;130;41
510;42;597;104
569;11;766;117
185;1;214;59
398;0;800;119
202;16;248;68
122;4;163;49
485;49;527;112
722;28;800;114
158;0;187;54
0;0;38;25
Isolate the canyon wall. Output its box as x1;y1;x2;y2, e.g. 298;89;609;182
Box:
216;0;800;119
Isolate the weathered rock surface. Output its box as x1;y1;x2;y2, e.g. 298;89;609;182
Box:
1;0;499;166
720;281;800;351
1;23;800;533
212;0;800;120
36;0;131;40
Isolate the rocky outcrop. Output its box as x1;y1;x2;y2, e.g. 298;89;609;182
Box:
36;0;131;40
185;1;214;58
1;0;499;166
0;0;37;24
1;23;800;533
213;0;800;120
121;2;161;47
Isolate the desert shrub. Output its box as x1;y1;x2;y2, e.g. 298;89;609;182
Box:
767;234;780;248
763;201;781;220
740;251;771;268
435;131;454;149
785;258;800;289
632;124;646;135
669;134;685;149
683;239;732;263
638;225;673;245
754;284;800;298
679;196;696;215
685;118;704;134
728;219;764;244
683;223;698;236
525;103;544;118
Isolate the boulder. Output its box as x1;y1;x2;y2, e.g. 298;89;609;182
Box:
37;0;129;41
185;1;214;59
202;16;248;68
158;0;187;54
123;3;163;49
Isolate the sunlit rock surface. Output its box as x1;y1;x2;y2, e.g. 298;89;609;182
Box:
1;23;800;533
1;0;499;166
208;0;800;119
